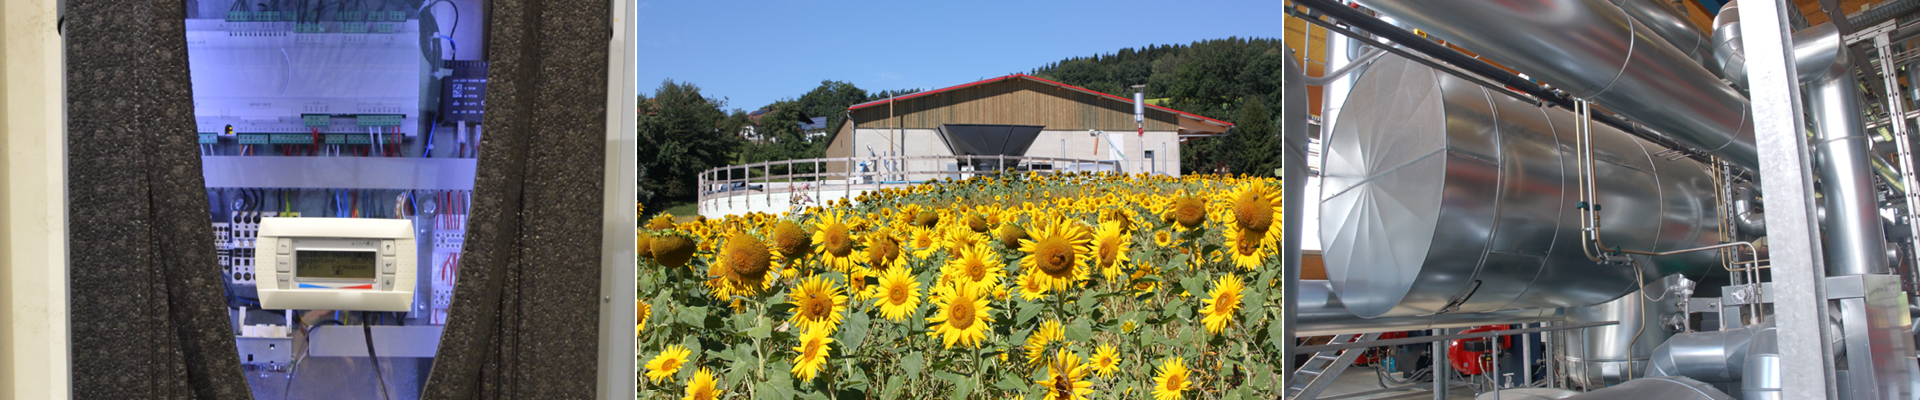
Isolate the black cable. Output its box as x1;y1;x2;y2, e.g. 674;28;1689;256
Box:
362;313;393;400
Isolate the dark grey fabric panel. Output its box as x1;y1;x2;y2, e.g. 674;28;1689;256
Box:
65;0;252;399
420;0;610;398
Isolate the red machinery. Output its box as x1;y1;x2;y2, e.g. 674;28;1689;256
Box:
1447;325;1512;375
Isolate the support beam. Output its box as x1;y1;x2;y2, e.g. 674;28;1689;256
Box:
1738;1;1840;398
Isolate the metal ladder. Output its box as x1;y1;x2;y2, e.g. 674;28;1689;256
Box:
1286;332;1383;399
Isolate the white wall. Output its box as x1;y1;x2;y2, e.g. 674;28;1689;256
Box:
0;0;69;399
848;127;1183;177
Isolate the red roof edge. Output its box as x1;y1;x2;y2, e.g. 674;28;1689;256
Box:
846;74;1234;128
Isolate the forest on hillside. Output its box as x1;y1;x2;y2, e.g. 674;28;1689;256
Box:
639;38;1290;211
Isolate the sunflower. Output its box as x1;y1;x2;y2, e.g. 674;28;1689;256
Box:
1018;218;1093;292
845;265;876;300
770;220;812;260
790;327;834;383
637;230;655;262
944;243;1006;288
1037;348;1093;400
859;230;906;271
915;209;941;228
644;345;691;383
1024;319;1065;365
684;367;720;400
943;225;989;255
1227;180;1283;237
871;264;922;321
1151;357;1191;400
647;214;676;230
813;212;859;272
1199;273;1245;334
1153;230;1174;248
1017;265;1052;300
708;233;780;297
926;281;993;349
1166;193;1206;229
963;213;990;233
1091;220;1131;281
787;275;848;334
908;227;941;260
651;234;698;269
1090;343;1121;379
1221;226;1266;270
996;223;1028;249
636;301;651;335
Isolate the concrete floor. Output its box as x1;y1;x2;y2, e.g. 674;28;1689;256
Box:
1304;366;1480;400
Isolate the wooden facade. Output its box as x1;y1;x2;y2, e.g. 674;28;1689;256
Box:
830;76;1198;146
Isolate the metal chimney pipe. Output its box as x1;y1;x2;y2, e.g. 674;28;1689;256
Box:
1353;0;1759;171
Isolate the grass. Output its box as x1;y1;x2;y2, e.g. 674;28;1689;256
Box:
660;202;700;223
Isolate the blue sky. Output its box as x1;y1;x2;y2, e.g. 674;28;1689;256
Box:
637;0;1294;111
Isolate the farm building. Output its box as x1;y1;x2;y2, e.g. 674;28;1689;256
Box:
824;74;1232;176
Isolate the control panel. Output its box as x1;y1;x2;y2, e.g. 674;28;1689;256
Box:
256;217;416;311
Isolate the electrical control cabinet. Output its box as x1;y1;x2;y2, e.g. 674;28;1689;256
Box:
185;2;488;397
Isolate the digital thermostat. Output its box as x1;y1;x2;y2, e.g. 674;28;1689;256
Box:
257;217;416;312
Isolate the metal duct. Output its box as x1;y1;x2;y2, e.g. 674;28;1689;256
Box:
1717;14;1891;276
1557;376;1736;400
1646;319;1847;399
1739;322;1783;400
1608;0;1720;77
1645;325;1756;385
1320;54;1724;318
1798;23;1892;277
1354;0;1758;171
1294;280;1562;336
1733;183;1767;238
1555;274;1690;388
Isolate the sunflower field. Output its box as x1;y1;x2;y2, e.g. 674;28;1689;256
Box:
637;172;1285;400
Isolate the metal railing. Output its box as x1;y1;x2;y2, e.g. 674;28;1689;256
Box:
695;155;1121;214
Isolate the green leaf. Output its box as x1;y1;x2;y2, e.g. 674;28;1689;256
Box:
903;352;924;380
1182;276;1208;298
1016;303;1042;325
948;380;974;400
881;375;905;399
746;320;772;339
680;306;708;326
839;311;871;353
1268;319;1287;351
1066;318;1094;342
994;374;1028;392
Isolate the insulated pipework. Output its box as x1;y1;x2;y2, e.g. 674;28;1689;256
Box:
1714;4;1891;276
1354;0;1759;171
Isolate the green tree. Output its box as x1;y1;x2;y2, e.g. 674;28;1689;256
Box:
637;79;745;211
1226;97;1280;177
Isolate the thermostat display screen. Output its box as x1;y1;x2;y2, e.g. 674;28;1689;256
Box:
296;250;377;279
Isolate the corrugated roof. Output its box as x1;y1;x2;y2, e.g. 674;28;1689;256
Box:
847;74;1235;128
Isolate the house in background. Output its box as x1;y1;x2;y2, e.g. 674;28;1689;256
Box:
824;74;1231;176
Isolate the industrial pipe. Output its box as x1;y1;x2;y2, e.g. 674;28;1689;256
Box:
1558;376;1737;400
1798;23;1892;276
1320;54;1726;318
1608;0;1721;77
1733;183;1767;238
1293;280;1562;336
1353;0;1759;171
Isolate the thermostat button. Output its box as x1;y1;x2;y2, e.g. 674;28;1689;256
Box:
276;256;292;273
276;238;292;255
379;276;395;290
381;257;396;274
380;240;396;256
277;276;291;289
